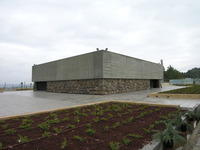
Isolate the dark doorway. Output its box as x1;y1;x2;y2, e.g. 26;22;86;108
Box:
150;80;160;88
35;82;47;91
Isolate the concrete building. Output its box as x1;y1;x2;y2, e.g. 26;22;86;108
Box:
32;50;164;94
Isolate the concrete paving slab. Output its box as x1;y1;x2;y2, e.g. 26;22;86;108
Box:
0;85;199;117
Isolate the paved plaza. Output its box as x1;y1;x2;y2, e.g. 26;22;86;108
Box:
0;85;200;117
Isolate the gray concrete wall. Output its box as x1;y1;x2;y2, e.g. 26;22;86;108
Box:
32;50;163;82
102;51;163;80
32;51;103;82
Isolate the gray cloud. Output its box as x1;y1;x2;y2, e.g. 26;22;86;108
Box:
0;0;200;83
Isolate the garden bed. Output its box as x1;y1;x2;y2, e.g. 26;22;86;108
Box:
148;85;200;99
0;101;181;150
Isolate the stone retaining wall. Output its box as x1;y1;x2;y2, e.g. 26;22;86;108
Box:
44;79;150;95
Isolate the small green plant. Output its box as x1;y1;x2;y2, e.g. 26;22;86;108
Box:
60;138;68;149
18;135;31;143
19;119;33;129
86;128;96;136
0;142;3;150
38;122;50;131
149;124;155;129
143;128;152;134
67;124;75;129
42;131;51;137
48;113;57;119
154;120;164;125
108;113;113;118
127;117;134;123
74;110;88;117
122;137;131;145
73;135;85;142
112;122;121;128
101;117;108;121
62;117;69;121
103;126;110;131
136;111;149;118
93;117;100;123
74;117;80;123
53;127;62;134
5;128;16;135
109;141;120;150
86;123;92;128
111;104;122;112
127;133;143;139
121;103;129;109
1;124;8;129
0;120;5;124
46;118;60;124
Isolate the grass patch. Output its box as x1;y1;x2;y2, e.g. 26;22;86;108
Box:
160;85;200;94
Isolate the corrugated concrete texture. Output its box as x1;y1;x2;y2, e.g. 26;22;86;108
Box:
32;50;163;82
102;51;163;79
32;51;103;81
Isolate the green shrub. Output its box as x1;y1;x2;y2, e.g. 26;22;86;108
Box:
60;138;68;149
153;122;186;148
109;141;120;150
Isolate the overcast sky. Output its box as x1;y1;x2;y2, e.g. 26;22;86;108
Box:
0;0;200;84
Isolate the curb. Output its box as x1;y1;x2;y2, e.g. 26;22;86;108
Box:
148;93;200;99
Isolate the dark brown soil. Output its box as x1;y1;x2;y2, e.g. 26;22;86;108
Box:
0;102;180;150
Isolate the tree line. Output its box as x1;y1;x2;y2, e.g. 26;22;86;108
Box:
164;66;200;81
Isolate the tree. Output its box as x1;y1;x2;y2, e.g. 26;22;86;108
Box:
185;68;200;78
164;66;185;81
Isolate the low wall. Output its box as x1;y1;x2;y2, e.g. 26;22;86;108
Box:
44;79;150;95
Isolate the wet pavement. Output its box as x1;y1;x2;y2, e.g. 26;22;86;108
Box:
0;85;200;117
